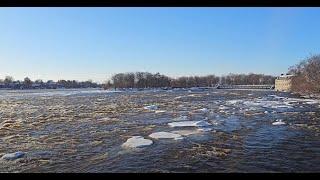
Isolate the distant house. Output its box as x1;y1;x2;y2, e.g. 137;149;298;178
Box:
275;74;297;92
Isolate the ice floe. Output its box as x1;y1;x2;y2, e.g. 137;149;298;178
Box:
155;110;166;113
272;119;286;125
172;116;189;121
168;120;211;128
1;151;25;161
198;108;209;113
198;127;213;132
144;105;158;111
149;132;183;140
122;136;153;149
171;129;203;136
226;100;243;105
219;105;229;110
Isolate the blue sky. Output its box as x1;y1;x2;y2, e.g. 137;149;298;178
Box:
1;8;320;82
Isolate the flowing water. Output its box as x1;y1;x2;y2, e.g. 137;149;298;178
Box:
0;88;319;172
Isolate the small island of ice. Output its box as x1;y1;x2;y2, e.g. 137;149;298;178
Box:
168;120;211;128
149;132;183;140
121;136;153;149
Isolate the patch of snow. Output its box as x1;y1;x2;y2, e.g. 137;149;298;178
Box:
1;151;25;161
121;136;153;149
168;120;211;128
149;132;183;140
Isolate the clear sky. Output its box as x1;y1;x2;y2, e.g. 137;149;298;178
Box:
1;8;320;83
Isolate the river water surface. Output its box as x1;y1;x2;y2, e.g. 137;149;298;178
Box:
0;88;319;172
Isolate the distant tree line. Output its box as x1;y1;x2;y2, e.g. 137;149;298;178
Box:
288;54;320;93
103;72;276;89
220;73;275;85
0;76;101;89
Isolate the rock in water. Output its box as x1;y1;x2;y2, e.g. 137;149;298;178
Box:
1;151;25;161
122;136;153;149
168;120;211;127
149;132;183;140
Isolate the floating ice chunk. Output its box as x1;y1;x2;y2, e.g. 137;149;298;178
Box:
173;116;189;121
226;100;243;105
198;127;213;132
198;108;209;113
144;105;158;110
271;105;293;109
305;101;319;105
264;111;268;114
268;95;285;99
168;120;211;127
171;130;202;136
1;151;25;161
219;106;228;110
121;136;153;149
155;110;166;113
149;132;183;140
272;119;286;125
174;96;183;100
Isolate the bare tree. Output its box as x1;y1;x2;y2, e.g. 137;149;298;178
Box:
23;77;32;88
4;76;14;85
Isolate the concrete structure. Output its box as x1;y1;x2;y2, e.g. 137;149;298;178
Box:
275;74;296;92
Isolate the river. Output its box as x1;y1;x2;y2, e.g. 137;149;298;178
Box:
0;88;319;172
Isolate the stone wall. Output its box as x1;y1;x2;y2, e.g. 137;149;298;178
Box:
275;78;293;92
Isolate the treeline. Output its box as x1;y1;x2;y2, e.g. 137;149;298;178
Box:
104;72;276;89
0;76;101;89
220;73;275;85
288;54;320;93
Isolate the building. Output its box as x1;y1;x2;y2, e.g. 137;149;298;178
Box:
275;74;297;92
